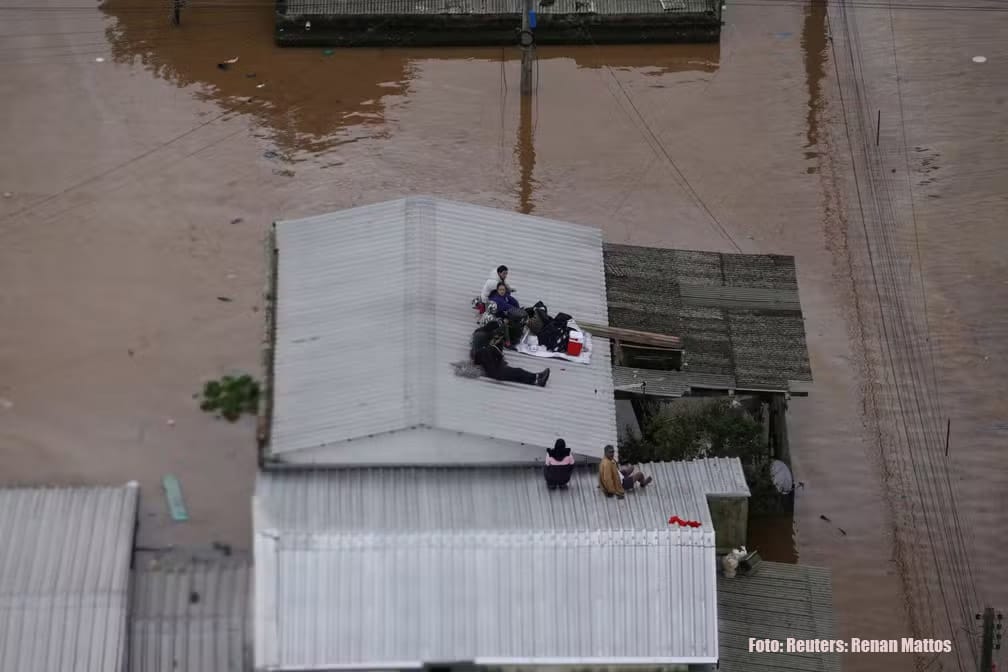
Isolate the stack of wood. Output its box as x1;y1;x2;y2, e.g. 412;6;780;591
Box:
578;322;684;369
578;323;682;349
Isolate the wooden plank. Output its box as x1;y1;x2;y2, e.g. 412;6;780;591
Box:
162;475;189;522
577;322;683;349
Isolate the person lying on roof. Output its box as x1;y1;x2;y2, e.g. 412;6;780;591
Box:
472;322;550;387
544;438;575;490
482;265;515;300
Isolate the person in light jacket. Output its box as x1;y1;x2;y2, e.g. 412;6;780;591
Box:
598;445;651;499
544;438;575;490
482;265;515;300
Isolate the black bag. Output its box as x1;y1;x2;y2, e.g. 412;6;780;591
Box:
526;301;552;336
538;313;573;352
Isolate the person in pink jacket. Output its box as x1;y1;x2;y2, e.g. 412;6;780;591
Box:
544;438;575;490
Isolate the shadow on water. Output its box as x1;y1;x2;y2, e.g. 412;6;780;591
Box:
801;0;828;169
101;1;719;156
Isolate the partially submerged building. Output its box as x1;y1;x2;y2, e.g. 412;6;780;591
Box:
129;548;252;672
253;462;751;670
253;196;753;670
716;562;840;672
603;242;813;504
604;242;812;398
275;0;723;47
258;196;616;467
0;483;139;672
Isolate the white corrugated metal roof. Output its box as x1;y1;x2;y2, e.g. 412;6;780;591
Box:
254;464;715;532
129;551;252;672
0;483;139;672
255;530;715;670
682;458;751;497
268;196;617;465
253;460;749;670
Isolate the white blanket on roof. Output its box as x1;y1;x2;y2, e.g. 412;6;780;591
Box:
514;319;593;365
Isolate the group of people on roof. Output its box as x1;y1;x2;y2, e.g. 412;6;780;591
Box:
471;267;654;497
544;439;653;498
469;265;551;387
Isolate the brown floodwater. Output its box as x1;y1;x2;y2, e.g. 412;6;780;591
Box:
1;1;1005;670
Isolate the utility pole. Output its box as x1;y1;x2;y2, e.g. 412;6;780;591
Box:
978;607;1002;672
519;0;535;96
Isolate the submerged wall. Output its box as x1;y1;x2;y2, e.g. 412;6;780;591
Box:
275;0;721;46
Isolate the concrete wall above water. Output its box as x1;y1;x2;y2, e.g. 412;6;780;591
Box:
275;0;722;46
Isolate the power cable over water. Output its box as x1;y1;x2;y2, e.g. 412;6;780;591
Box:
825;1;985;668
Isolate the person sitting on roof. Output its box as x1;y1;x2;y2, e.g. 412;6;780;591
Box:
488;282;526;346
544;438;575;490
482;265;515;300
472;322;550;387
620;462;653;491
489;282;520;314
598;444;652;499
471;316;505;362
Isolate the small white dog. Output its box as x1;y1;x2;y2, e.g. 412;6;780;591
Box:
722;546;748;578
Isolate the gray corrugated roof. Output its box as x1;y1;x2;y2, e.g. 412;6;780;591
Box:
718;562;839;672
284;0;717;17
0;483;139;672
612;365;737;398
129;550;252;672
685;458;750;497
268;197;616;465
253;461;748;669
253;460;749;532
603;243;812;391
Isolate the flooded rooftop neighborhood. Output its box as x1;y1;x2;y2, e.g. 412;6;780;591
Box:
1;0;1006;671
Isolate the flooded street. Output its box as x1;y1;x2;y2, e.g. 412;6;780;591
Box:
1;1;1005;670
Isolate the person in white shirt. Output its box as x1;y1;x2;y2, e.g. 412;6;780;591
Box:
481;265;515;300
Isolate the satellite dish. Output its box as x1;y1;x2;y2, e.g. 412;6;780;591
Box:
770;459;794;494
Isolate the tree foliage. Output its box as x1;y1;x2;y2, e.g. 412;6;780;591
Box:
622;398;787;515
196;374;260;422
620;398;763;463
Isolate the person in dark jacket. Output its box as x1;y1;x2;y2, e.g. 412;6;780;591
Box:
471;319;505;362
473;339;550;387
488;282;525;347
544;438;575;489
489;282;520;314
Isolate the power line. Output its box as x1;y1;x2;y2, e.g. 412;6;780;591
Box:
826;1;985;668
571;18;743;252
885;4;984;627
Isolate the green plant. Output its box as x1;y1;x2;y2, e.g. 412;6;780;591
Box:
621;398;763;463
621;398;786;514
196;374;260;422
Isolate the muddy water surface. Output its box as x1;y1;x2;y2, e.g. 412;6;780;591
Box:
1;1;1005;670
